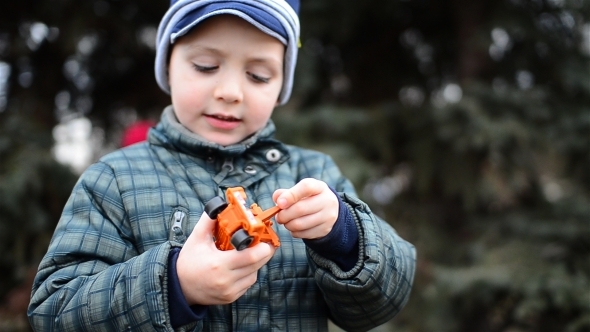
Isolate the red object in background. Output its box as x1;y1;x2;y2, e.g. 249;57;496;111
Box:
121;120;155;147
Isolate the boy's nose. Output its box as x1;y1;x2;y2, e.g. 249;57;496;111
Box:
213;71;243;104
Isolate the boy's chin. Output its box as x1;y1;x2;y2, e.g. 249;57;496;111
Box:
204;133;247;147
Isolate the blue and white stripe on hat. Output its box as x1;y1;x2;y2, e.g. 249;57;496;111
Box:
155;0;300;106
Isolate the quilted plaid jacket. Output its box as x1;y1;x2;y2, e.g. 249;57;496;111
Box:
28;106;416;332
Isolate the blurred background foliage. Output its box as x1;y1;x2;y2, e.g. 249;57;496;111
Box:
0;0;588;331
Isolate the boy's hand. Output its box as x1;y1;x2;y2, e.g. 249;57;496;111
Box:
272;178;339;239
176;212;275;306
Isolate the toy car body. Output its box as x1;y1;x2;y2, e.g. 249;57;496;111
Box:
205;187;281;251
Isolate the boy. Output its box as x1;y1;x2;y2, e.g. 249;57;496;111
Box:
28;0;416;331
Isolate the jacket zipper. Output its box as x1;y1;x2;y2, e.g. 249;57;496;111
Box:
170;209;187;243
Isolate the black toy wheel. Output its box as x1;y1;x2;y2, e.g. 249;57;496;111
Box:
204;196;228;219
231;229;254;251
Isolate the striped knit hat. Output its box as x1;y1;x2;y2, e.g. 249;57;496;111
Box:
155;0;300;105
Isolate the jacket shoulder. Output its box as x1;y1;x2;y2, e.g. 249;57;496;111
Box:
283;145;345;186
284;144;334;165
98;142;157;171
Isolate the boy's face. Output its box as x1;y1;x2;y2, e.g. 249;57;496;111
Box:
168;15;285;146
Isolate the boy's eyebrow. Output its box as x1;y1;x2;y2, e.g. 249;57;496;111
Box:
184;44;225;56
248;57;283;66
185;44;282;66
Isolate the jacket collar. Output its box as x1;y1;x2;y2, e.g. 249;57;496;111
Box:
148;106;285;159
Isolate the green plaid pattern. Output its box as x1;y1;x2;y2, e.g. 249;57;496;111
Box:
28;107;416;331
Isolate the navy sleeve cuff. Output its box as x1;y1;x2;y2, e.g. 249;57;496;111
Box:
167;248;207;328
303;187;359;271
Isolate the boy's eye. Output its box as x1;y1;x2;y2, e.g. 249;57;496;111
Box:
193;64;218;73
248;72;270;84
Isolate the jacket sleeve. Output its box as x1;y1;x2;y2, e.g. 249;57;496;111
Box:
27;162;179;332
307;156;417;332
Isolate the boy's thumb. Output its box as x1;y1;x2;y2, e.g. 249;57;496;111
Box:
272;189;287;206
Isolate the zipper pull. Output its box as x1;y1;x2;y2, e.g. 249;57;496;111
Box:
170;210;187;243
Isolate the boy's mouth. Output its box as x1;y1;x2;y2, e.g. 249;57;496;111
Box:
205;114;240;122
204;113;242;130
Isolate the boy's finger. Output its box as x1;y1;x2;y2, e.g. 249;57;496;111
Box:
229;243;275;270
272;189;287;204
276;178;321;209
191;211;216;239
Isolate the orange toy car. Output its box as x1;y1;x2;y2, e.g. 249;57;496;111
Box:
205;187;281;251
